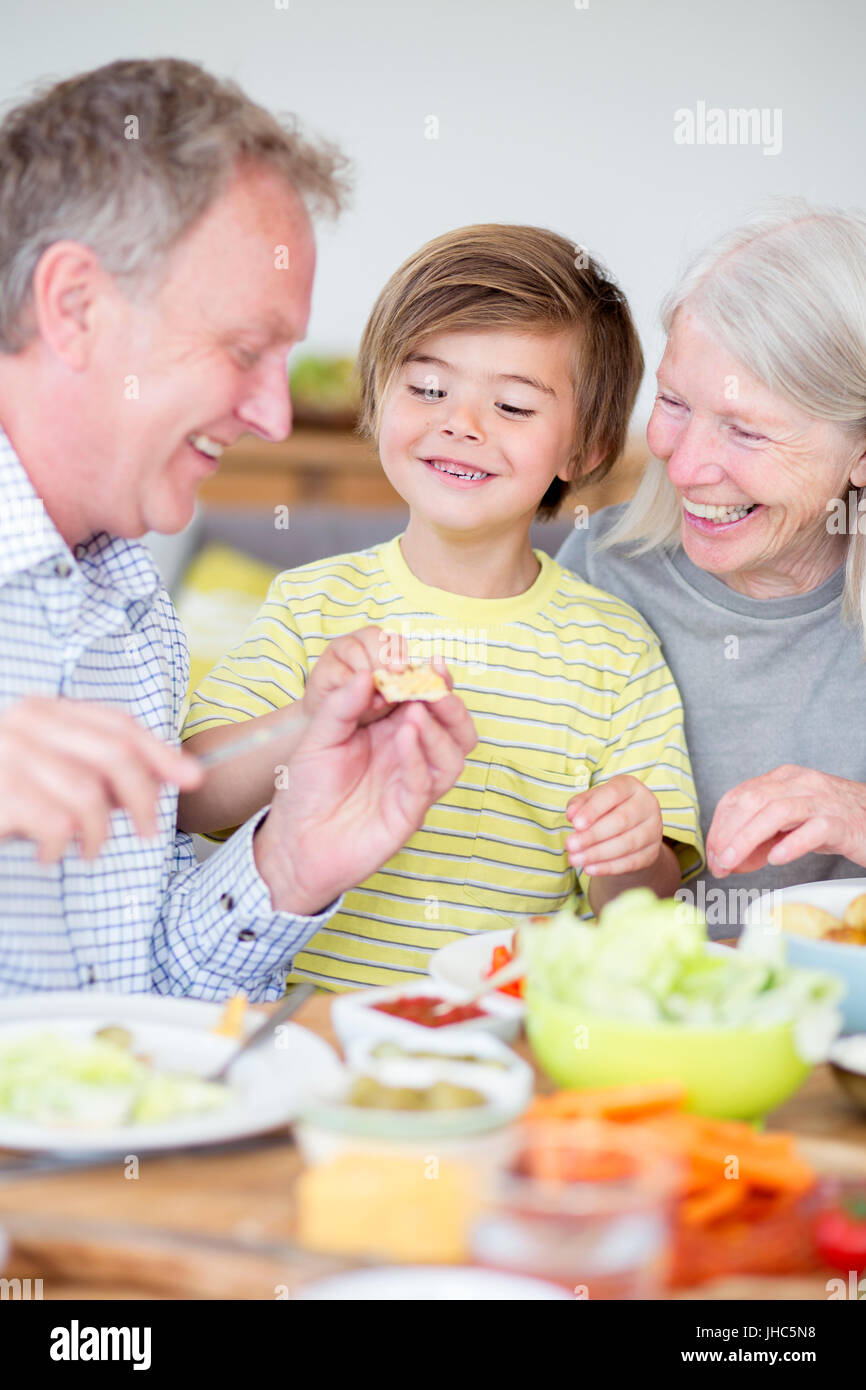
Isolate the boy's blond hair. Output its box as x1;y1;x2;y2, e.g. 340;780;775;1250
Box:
357;224;644;518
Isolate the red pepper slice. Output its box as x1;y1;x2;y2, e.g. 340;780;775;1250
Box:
483;939;524;997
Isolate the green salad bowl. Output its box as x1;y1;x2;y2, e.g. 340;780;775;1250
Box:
524;985;813;1121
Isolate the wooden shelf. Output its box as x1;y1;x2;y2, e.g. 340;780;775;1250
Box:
198;427;648;515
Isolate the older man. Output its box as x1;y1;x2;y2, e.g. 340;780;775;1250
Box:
0;57;475;997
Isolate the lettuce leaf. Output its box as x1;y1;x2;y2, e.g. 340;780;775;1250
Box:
518;888;843;1044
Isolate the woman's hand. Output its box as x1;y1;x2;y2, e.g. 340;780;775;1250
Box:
706;764;866;877
566;774;664;875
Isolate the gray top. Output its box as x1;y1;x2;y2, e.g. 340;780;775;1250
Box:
557;505;866;938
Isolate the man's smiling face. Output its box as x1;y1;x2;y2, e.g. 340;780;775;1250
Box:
82;163;316;538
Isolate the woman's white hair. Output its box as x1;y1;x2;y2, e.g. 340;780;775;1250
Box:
599;198;866;646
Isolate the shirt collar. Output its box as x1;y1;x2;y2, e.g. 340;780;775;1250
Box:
666;541;846;619
0;426;161;608
0;427;68;582
73;531;162;610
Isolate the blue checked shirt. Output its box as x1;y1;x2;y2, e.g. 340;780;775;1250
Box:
0;428;339;998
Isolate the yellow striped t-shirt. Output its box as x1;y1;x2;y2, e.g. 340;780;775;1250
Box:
183;537;704;990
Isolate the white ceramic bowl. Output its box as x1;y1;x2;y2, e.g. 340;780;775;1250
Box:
331;981;520;1049
345;1030;534;1115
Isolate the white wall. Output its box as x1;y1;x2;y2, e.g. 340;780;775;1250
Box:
2;0;864;419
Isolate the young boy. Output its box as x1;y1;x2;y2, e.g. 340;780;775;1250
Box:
179;224;704;990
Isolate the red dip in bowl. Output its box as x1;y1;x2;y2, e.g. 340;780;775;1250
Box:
372;996;488;1028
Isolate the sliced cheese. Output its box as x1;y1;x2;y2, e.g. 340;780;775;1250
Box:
296;1152;477;1263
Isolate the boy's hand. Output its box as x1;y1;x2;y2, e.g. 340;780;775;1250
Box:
565;774;663;876
302;626;452;726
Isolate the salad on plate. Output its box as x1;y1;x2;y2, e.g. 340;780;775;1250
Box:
0;1027;232;1129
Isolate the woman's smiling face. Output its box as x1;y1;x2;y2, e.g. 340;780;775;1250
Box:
647;310;866;594
376;328;577;539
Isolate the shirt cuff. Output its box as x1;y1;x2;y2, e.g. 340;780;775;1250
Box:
190;808;343;993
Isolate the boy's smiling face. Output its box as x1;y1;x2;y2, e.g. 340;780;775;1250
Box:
377;328;577;537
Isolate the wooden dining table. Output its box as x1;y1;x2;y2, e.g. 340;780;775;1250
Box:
1;988;864;1301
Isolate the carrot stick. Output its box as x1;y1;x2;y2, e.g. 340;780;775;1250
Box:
680;1180;746;1228
525;1082;686;1123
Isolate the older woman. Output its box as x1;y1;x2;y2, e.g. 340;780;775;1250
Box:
558;201;866;937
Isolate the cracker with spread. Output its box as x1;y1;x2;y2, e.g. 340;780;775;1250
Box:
372;664;449;704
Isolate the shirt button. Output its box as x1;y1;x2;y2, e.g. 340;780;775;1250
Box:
237;928;256;943
54;558;73;578
219;892;235;911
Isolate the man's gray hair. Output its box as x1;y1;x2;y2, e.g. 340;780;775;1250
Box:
0;57;351;351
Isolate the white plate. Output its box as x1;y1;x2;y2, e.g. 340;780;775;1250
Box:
293;1265;571;1300
0;996;343;1154
0;991;259;1034
428;931;525;1020
741;877;866;928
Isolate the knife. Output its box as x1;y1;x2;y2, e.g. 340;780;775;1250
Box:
207;983;317;1082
